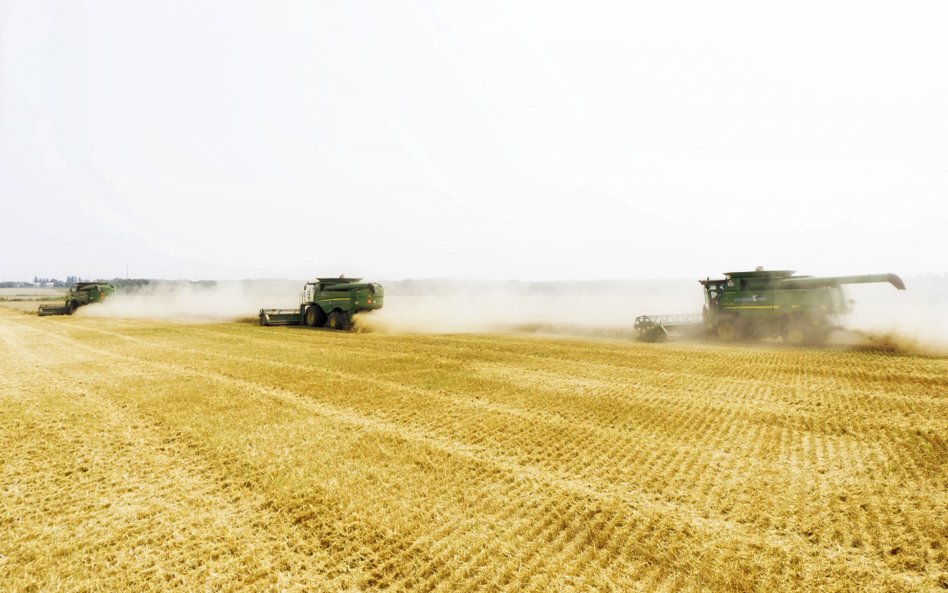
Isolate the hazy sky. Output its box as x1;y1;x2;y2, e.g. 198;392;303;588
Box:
2;1;946;281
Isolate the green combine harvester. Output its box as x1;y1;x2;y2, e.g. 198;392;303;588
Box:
38;282;116;316
635;269;905;345
259;277;383;330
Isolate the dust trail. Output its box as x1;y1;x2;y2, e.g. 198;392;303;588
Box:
355;276;947;353
827;330;931;356
76;275;947;354
79;280;301;323
354;279;701;336
836;274;948;356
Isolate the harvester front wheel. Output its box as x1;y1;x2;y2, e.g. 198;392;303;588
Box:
716;318;739;342
784;321;811;346
305;306;326;328
328;311;348;330
66;301;77;315
810;325;831;346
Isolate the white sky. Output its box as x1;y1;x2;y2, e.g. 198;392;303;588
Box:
1;1;946;281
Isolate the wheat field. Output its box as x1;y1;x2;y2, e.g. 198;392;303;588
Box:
0;305;945;592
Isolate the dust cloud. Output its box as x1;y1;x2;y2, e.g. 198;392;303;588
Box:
78;280;301;323
354;279;701;337
836;274;948;355
79;278;703;333
74;275;947;354
358;276;947;354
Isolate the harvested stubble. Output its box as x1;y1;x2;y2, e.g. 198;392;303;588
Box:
0;306;945;592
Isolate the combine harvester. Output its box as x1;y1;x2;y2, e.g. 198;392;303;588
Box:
259;277;383;330
635;269;905;345
38;282;115;316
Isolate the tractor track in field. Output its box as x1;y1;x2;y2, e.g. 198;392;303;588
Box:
6;320;783;524
20;319;948;492
36;316;945;508
3;319;566;590
2;310;945;592
0;320;353;591
4;318;680;590
71;319;948;514
174;323;947;430
71;320;948;438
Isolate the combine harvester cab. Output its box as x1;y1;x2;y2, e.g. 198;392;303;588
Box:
38;282;115;316
636;269;905;346
259;277;384;330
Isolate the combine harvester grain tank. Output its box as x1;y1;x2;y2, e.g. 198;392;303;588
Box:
259;277;383;330
635;269;905;345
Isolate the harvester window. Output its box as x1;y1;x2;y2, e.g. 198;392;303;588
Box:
705;283;725;308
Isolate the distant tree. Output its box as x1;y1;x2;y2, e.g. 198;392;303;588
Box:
109;278;153;290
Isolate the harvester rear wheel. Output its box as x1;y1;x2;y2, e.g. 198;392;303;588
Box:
305;306;326;328
328;311;347;330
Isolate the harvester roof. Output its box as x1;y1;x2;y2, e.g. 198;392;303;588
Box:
723;270;796;279
314;277;362;284
306;277;371;290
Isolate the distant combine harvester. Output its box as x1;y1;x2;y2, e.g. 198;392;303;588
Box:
38;282;115;316
259;277;384;330
635;269;905;346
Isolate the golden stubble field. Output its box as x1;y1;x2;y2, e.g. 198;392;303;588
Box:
0;305;945;592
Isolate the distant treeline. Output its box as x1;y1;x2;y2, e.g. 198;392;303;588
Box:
0;278;219;289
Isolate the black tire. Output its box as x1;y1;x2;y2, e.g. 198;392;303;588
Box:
66;301;77;315
716;317;738;341
305;306;326;328
809;328;830;347
784;321;811;346
327;310;347;330
812;318;832;346
787;320;831;347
